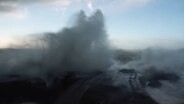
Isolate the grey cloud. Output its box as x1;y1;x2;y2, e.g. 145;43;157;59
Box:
0;4;17;13
0;0;72;13
0;0;154;13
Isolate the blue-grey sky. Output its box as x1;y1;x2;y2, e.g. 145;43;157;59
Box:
0;0;184;49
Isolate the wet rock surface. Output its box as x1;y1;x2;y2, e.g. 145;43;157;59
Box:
0;70;180;104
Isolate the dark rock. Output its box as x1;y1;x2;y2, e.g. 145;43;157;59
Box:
0;75;49;104
80;84;158;104
119;69;136;74
143;67;180;82
143;67;180;88
147;80;162;88
0;71;160;104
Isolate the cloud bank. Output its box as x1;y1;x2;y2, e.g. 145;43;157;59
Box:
0;0;154;16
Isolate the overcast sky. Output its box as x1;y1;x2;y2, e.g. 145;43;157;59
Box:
0;0;184;49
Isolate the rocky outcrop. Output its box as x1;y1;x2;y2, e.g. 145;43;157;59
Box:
0;69;180;104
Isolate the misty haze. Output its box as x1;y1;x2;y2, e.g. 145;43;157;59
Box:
0;0;184;104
